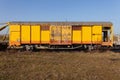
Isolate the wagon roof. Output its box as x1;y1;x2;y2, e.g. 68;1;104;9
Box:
8;21;113;26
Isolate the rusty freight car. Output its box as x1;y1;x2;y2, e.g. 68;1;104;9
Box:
0;22;113;51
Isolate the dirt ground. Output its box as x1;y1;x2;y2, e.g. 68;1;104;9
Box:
0;51;120;80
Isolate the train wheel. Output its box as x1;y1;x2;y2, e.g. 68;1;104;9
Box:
25;45;33;52
88;45;93;52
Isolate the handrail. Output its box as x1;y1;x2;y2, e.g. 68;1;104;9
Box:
0;25;8;31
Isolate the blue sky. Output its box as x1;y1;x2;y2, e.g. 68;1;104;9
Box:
0;0;120;34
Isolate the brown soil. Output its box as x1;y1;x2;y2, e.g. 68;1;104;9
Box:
0;51;120;80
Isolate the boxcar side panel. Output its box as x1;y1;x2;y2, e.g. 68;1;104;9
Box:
9;25;20;46
72;31;81;44
62;26;72;44
41;31;50;44
82;26;92;44
72;26;82;44
10;25;20;31
31;25;40;44
50;25;61;44
21;25;30;44
92;26;102;43
41;25;50;44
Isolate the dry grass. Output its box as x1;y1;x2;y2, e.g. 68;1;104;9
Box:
0;51;120;80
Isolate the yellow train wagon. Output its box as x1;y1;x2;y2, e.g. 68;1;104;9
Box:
8;22;113;51
9;24;50;45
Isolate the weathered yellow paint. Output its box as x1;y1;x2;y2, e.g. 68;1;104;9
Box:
41;31;50;43
62;26;71;43
92;26;102;42
21;25;30;43
8;23;113;47
50;25;61;44
10;25;20;31
50;25;72;44
72;31;81;43
31;25;40;43
10;32;20;46
9;25;20;46
82;26;92;43
92;35;102;43
92;26;102;34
